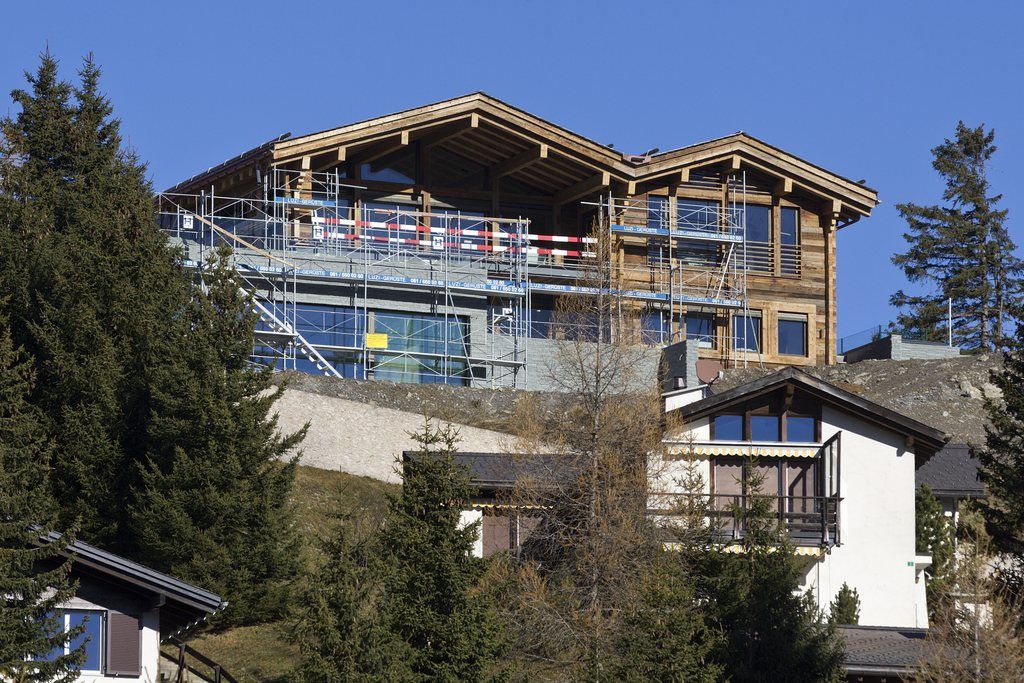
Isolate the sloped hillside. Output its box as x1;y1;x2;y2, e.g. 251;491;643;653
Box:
715;354;1001;445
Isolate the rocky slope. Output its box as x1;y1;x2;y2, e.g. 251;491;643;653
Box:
715;354;1001;445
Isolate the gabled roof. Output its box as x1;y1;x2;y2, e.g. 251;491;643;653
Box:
42;532;224;637
677;367;948;454
167;92;879;220
916;443;984;496
403;451;571;490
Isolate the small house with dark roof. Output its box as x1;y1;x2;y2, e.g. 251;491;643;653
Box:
658;366;949;628
916;442;984;518
839;625;928;682
33;534;224;681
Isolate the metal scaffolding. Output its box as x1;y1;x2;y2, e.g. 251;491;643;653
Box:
156;168;757;386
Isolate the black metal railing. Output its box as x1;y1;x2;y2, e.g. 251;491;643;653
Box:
704;493;840;546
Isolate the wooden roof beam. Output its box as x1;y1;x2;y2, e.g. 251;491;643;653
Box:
349;131;410;166
773;177;793;196
458;144;550;188
490;143;548;179
553;171;611;206
416;113;479;149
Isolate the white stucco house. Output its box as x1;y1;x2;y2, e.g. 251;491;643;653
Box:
657;367;948;628
452;366;949;630
29;534;224;682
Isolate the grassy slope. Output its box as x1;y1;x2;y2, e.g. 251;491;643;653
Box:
180;465;395;682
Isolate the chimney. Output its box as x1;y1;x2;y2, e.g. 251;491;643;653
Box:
660;339;708;412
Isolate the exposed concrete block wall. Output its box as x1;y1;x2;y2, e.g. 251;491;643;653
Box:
660;339;700;390
843;334;960;364
520;336;663;392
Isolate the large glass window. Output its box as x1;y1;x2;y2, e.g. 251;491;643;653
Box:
685;311;715;348
750;415;781;441
39;610;104;672
733;312;762;352
780;207;800;275
745;205;771;243
259;305;470;384
713;414;743;441
778;314;808;356
373;312;470;385
786;416;816;443
677;198;720;233
744;205;772;272
647;195;668;231
359;156;415;184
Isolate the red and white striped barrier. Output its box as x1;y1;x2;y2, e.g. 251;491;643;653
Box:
313;214;596;245
311;225;593;258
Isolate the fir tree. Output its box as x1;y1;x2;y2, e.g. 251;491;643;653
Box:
892;122;1019;350
978;334;1024;595
610;549;723;682
694;460;846;682
828;583;861;626
916;484;954;613
0;321;84;679
292;517;411;682
0;52;190;546
374;419;506;682
294;418;505;681
131;246;305;626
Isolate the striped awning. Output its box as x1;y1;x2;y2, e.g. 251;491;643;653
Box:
662;542;824;557
667;444;819;458
468;501;549;511
719;544;823;557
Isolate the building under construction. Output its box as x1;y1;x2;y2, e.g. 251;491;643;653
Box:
159;93;879;389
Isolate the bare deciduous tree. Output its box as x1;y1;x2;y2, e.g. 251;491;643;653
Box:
918;508;1024;682
500;217;671;680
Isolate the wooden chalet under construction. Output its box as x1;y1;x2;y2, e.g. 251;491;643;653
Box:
159;93;879;388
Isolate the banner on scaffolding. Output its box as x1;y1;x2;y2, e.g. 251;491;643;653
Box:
365;333;389;349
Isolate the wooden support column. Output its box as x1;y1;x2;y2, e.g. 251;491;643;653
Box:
823;199;842;364
491;178;501;249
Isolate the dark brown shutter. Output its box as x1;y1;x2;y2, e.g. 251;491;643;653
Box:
482;513;511;557
105;611;141;676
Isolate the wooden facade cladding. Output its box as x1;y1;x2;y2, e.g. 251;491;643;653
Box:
164;92;878;368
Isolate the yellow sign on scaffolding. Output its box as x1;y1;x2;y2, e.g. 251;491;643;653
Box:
365;333;389;349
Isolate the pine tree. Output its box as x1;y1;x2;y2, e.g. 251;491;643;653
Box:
0;321;84;679
294;418;505;681
916;484;954;613
978;333;1024;595
0;52;190;547
375;419;506;682
292;516;411;682
693;461;846;682
131;246;305;626
610;549;723;682
828;583;861;626
892;122;1019;350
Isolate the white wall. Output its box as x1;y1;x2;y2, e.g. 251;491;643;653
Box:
807;406;925;627
460;509;484;558
657;410;926;628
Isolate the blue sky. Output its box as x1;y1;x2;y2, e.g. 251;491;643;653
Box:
3;2;1022;339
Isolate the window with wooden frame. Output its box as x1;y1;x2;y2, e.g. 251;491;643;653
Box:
709;390;821;443
779;206;801;276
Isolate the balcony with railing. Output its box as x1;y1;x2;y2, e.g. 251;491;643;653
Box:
655;433;842;548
